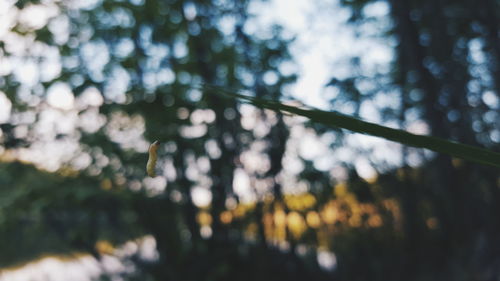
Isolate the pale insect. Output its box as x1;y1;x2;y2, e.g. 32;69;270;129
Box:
147;140;160;177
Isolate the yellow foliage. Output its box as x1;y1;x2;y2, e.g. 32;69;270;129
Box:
196;211;212;226
306;211;321;228
368;214;383;228
426;217;439;229
287;212;307;239
95;240;114;255
220;211;233;224
284;193;316;211
274;209;287;227
321;202;338;224
100;178;112;190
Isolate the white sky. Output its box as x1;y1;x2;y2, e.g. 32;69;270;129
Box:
245;0;410;179
3;0;494;278
248;0;393;107
0;0;408;279
0;0;423;201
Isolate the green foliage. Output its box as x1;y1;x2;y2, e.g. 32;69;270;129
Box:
206;84;500;167
1;0;500;280
0;162;142;268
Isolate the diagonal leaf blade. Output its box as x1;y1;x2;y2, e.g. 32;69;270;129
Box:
202;84;500;168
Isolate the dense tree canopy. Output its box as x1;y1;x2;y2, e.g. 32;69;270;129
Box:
0;0;500;280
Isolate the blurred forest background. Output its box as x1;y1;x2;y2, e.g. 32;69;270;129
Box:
1;0;500;280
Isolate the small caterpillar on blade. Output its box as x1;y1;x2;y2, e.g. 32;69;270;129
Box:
147;140;160;177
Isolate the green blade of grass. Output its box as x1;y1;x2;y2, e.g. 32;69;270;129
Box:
201;84;500;168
